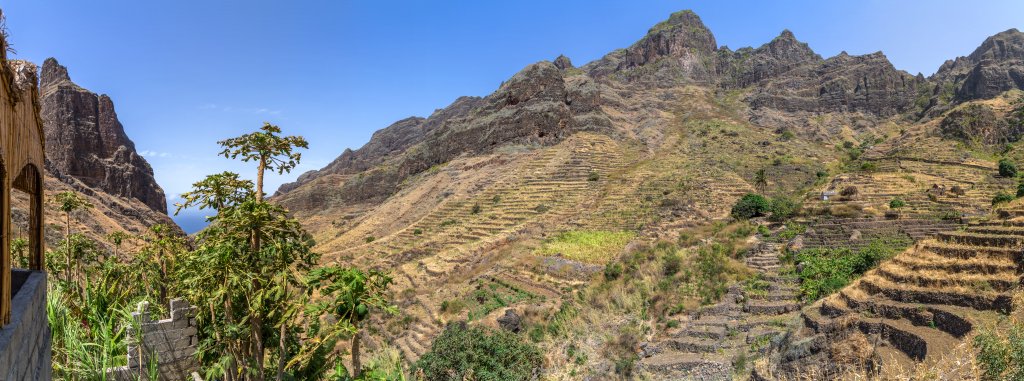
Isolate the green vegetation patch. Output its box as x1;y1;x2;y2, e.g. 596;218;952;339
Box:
415;324;544;381
460;279;540;321
795;237;911;301
974;321;1024;380
535;230;636;264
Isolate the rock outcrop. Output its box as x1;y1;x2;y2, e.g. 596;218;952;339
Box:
933;28;1024;101
939;103;1021;145
40;58;167;214
277;60;607;204
747;51;923;117
585;10;718;84
718;30;822;89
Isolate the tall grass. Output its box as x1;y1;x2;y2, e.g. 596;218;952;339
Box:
48;275;144;380
535;230;636;264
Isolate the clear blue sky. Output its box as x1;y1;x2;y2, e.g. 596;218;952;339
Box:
3;1;1022;232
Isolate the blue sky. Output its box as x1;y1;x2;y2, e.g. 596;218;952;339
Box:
3;1;1022;232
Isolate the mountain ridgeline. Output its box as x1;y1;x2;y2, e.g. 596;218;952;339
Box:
276;11;1024;207
262;10;1024;379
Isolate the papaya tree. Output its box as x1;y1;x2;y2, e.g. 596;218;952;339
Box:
178;124;317;381
53;191;93;285
304;266;396;378
217;122;308;201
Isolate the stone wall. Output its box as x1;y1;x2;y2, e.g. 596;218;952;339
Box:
108;298;200;381
0;270;51;381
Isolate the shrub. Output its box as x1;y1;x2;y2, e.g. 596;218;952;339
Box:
974;322;1024;381
816;170;829;179
492;195;501;204
471;203;482;214
768;197;798;222
776;223;806;241
1018;180;1024;198
587;171;600;181
604;263;623;281
534;204;550;213
364;236;375;243
415;324;543;381
731;194;770;220
840;186;859;198
889;198;905;209
1000;159;1018;178
993;192;1015;206
797;238;910;301
663;252;681;276
779;129;795;141
950;185;965;197
696;243;729;304
413;228;423;235
860;162;877;172
757;225;771;237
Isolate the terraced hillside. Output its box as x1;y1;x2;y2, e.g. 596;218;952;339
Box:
266;9;1024;377
639;240;802;380
766;202;1024;378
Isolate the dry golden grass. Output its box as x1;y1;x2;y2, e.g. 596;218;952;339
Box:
753;341;982;381
534;230;637;265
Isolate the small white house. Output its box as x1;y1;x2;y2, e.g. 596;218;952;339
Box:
821;190;837;201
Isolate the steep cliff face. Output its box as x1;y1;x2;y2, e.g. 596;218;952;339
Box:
276;60;606;206
718;30;822;89
40;58;168;214
933;28;1024;101
585;10;718;84
748;51;923;117
276;10;1024;212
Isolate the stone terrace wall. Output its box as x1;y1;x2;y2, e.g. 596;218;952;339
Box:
108;299;199;381
0;270;51;381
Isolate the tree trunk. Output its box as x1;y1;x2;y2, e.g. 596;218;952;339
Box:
352;327;362;378
253;314;266;381
65;213;71;285
256;158;266;202
276;320;286;381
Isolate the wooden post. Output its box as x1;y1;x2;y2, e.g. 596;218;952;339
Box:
26;168;42;271
1;167;9;326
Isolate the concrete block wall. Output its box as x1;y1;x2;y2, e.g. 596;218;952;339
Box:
0;270;51;381
108;298;200;381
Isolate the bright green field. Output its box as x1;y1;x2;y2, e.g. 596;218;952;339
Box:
535;230;636;264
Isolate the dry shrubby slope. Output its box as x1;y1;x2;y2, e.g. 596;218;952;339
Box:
270;11;1024;379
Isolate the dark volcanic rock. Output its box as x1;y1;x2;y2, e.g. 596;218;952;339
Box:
586;10;718;84
553;55;574;70
748;51;922;116
40;58;168;214
934;29;1024;101
496;309;522;333
277;60;606;204
718;30;823;88
939;103;1020;145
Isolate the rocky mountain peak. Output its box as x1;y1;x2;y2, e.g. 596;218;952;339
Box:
631;10;717;64
553;55;574;70
584;9;718;83
717;29;821;88
968;28;1024;62
39;57;168;214
41;57;71;85
931;28;1024;101
763;29;818;61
